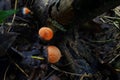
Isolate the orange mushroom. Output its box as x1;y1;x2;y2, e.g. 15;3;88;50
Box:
22;7;31;15
47;46;61;63
38;27;54;41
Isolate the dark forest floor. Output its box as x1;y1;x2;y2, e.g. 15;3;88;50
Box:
0;0;120;80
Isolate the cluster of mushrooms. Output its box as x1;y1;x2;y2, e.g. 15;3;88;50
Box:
38;27;62;63
23;7;62;64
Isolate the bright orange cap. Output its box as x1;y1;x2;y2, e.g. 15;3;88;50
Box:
47;46;61;63
23;7;31;15
38;27;54;41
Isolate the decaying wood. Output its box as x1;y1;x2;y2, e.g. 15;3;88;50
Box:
32;0;120;79
32;0;120;26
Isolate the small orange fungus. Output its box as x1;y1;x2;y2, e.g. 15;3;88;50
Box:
22;7;31;15
38;27;54;41
47;46;61;63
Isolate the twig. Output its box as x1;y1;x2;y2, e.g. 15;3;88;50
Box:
103;16;120;20
3;65;10;80
90;39;114;43
115;69;120;72
15;16;30;23
11;47;24;58
8;0;18;32
80;73;91;80
43;70;55;80
5;22;28;27
113;22;120;30
100;17;106;23
108;45;120;64
30;0;34;6
51;64;92;77
108;53;120;64
14;62;29;78
12;0;18;23
31;56;44;60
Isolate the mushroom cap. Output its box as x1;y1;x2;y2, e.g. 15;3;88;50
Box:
47;46;61;63
38;27;54;41
23;7;31;15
